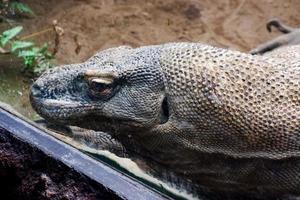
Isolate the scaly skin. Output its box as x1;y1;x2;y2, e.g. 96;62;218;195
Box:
30;42;300;198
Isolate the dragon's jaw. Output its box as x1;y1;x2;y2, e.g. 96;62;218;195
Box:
30;93;146;135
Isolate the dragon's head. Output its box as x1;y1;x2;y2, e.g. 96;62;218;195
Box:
30;46;170;137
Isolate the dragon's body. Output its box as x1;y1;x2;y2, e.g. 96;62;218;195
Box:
30;21;300;199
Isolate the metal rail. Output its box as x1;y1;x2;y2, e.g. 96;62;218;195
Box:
0;107;168;200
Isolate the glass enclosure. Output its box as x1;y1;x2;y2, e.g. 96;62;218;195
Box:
1;1;299;200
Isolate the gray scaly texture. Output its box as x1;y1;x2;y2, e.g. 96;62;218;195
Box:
30;42;300;198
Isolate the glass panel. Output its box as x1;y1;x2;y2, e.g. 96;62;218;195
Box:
0;55;38;119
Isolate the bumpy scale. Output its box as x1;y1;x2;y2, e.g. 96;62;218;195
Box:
30;42;300;198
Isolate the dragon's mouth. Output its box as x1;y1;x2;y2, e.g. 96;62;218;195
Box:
30;94;145;135
30;94;94;123
39;99;85;108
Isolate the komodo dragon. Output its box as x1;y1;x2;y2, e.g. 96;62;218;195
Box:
30;31;300;198
251;18;300;55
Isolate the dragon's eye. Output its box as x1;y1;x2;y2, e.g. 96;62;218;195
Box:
88;78;115;98
84;70;119;99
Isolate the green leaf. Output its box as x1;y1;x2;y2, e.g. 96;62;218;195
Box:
24;56;35;67
39;43;49;53
0;26;23;46
11;41;34;52
18;50;36;57
45;53;54;59
32;47;41;54
10;2;34;15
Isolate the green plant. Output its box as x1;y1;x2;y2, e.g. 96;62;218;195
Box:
0;0;34;21
0;26;53;75
9;1;34;15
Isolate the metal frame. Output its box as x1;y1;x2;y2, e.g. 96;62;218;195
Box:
0;107;168;200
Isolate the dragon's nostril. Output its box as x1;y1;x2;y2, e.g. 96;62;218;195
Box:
31;83;43;98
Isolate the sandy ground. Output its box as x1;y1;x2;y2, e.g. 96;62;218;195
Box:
17;0;300;65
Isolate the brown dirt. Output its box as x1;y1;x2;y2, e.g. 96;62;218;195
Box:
17;0;300;64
